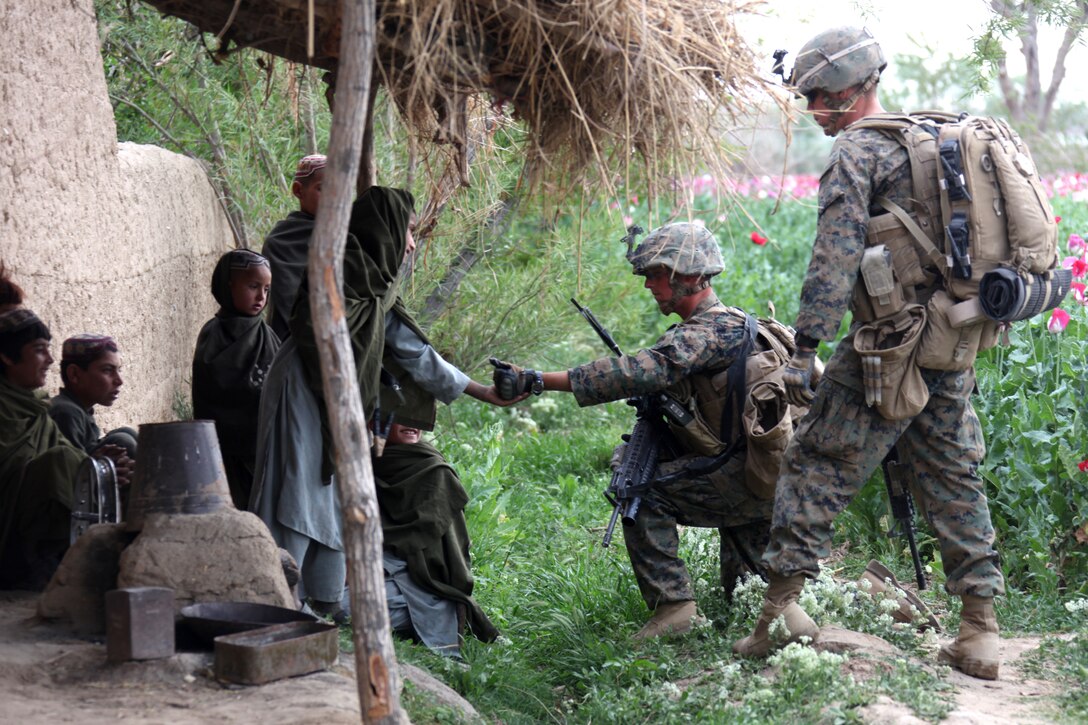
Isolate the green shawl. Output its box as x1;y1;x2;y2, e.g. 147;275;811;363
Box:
0;375;85;577
289;186;415;476
192;251;281;504
374;440;498;642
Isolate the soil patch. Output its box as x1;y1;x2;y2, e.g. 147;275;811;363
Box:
853;634;1063;724
0;590;358;724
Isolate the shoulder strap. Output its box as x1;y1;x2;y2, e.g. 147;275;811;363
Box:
875;195;949;277
719;313;758;444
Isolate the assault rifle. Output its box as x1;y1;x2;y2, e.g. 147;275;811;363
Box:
570;297;692;547
882;445;926;589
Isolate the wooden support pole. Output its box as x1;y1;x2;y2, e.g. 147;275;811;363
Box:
357;82;379;196
306;0;407;722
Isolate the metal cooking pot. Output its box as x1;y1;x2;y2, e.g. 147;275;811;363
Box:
125;420;233;532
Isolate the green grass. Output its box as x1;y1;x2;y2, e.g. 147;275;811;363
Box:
377;404;959;723
377;192;1087;722
1019;599;1088;724
334;191;1088;722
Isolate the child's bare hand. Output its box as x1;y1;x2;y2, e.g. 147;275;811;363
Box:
96;444;135;487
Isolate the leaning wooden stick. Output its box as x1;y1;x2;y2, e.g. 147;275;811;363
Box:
307;0;406;721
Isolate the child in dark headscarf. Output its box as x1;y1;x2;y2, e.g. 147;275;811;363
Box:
192;249;280;509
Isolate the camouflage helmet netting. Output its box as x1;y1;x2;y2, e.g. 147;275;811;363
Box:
628;222;725;277
791;26;885;97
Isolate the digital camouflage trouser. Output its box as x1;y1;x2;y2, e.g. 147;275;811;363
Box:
762;369;1005;598
623;452;774;609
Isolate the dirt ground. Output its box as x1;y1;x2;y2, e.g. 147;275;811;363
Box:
0;590;1066;724
855;635;1063;725
0;590;361;724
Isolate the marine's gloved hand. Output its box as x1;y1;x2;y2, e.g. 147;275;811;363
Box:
782;347;818;407
489;357;539;400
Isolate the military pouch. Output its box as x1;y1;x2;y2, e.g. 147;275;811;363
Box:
860;244;906;320
853;215;928;323
853;304;929;421
915;290;1000;371
665;379;727;457
741;380;791;500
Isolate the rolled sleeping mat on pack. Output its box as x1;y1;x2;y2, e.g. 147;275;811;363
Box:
978;267;1072;322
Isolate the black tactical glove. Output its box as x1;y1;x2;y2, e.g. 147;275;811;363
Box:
489;357;542;400
782;347;818;407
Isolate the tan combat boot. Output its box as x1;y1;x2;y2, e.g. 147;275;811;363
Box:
732;574;819;657
633;600;703;640
938;595;1000;680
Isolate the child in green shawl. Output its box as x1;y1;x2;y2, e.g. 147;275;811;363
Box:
192;249;280;509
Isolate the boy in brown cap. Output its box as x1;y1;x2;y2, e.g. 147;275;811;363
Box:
49;334;138;460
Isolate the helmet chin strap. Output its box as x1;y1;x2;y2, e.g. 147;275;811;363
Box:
664;275;711;312
823;69;881;112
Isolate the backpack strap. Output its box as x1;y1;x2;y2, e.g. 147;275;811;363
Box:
874;195;949;277
851;113;954;285
718;313;758;445
852;114;945;230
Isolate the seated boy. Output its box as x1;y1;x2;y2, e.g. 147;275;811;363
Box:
49;334;138;460
0;311;117;588
371;422;493;657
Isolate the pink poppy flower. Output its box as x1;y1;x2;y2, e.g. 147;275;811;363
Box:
1056;216;1062;223
1079;460;1088;473
1072;282;1087;305
750;232;768;246
1047;308;1070;333
1069;233;1087;253
1074;258;1088;278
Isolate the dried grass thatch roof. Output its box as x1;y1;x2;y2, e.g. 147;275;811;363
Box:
145;0;769;193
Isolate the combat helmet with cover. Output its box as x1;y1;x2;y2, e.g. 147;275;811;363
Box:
785;26;885;98
625;222;724;277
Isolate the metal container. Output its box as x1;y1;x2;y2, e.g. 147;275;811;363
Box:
179;601;320;647
105;587;176;661
214;621;338;685
125;420;233;532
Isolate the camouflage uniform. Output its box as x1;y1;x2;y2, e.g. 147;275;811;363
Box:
762;127;1005;598
570;294;774;607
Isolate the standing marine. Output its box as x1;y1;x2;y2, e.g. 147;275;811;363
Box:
732;27;1005;680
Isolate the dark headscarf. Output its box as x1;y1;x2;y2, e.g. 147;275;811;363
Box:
192;250;280;505
209;249;271;312
290;186;415;475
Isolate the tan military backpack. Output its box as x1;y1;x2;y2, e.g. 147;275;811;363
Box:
852;112;1066;370
667;309;815;499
